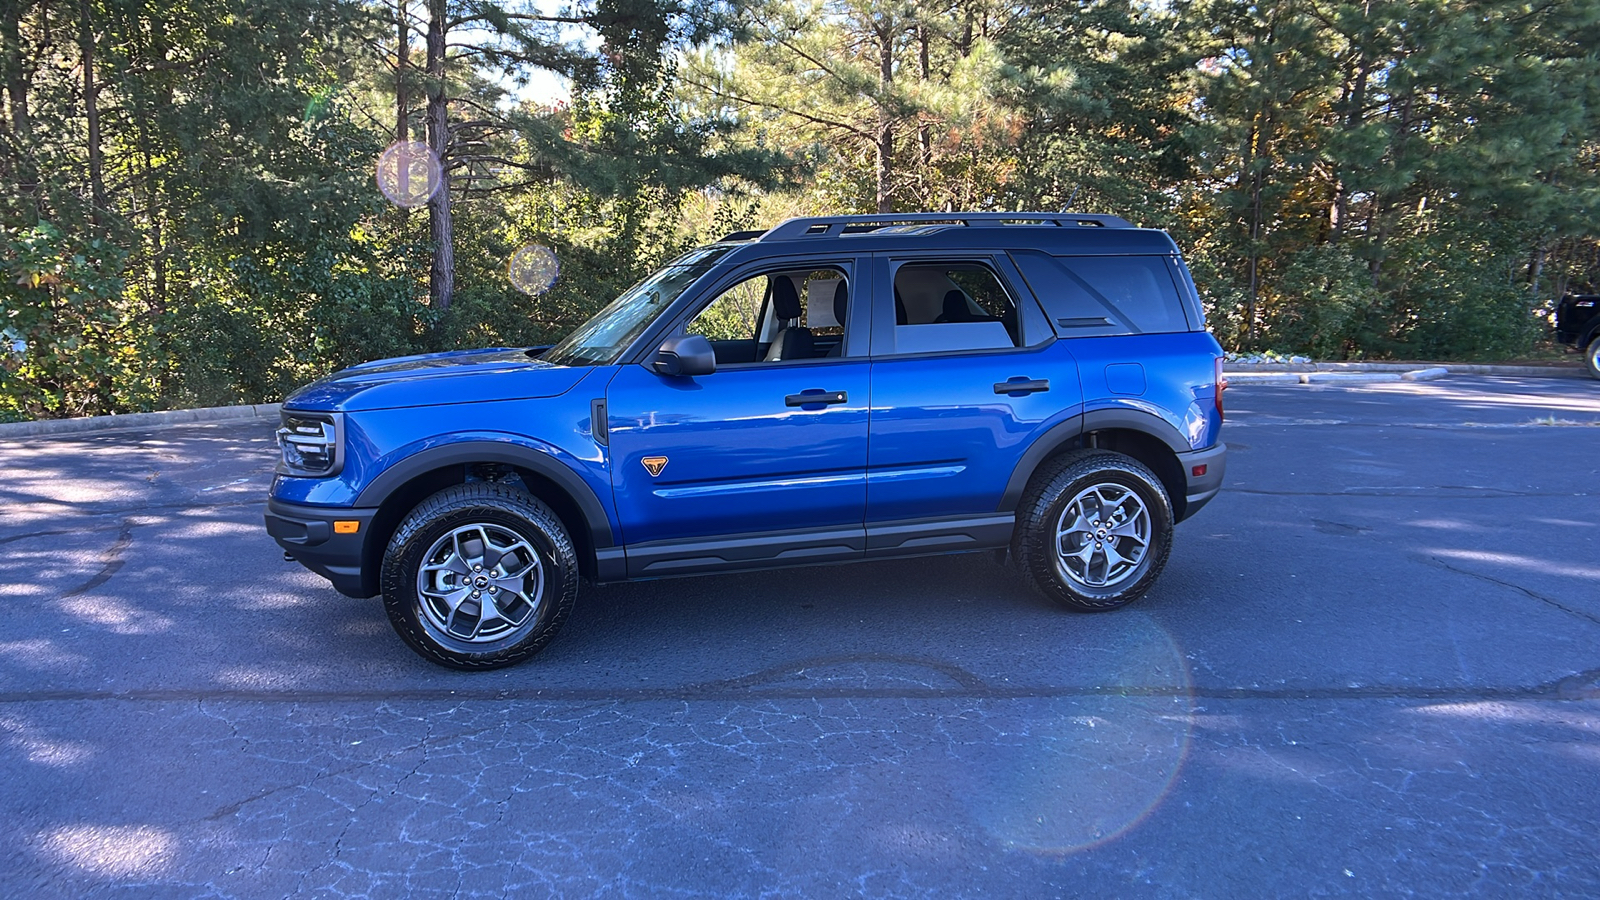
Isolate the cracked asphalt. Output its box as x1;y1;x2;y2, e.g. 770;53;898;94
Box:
1;375;1597;897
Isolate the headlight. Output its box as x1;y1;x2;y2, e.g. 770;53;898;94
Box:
276;411;343;476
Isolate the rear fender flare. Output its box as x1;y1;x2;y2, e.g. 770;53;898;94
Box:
998;409;1190;512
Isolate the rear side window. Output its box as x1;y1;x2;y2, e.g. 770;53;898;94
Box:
890;262;1021;354
1011;251;1191;337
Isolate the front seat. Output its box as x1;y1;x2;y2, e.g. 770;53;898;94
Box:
935;289;978;323
825;281;848;357
764;276;814;361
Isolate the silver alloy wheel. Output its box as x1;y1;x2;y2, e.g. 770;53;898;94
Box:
1054;482;1152;589
416;523;545;642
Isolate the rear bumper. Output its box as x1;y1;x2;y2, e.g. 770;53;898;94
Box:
1177;442;1227;522
265;498;379;598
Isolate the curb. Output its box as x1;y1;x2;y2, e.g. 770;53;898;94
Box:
0;403;282;440
1228;367;1452;386
1226;361;1587;380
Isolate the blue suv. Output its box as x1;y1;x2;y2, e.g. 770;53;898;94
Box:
265;213;1227;669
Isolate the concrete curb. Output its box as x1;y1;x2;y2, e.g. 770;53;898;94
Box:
0;403;282;440
1226;361;1587;379
1228;365;1478;386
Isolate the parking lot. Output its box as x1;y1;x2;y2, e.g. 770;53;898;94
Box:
1;375;1597;897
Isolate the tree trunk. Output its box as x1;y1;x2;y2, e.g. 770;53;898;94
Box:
395;0;407;142
426;0;453;310
874;18;894;214
3;0;37;221
1330;57;1370;242
2;0;30;139
78;0;105;221
917;24;930;167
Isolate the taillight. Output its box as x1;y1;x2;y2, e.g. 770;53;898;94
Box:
1214;356;1227;421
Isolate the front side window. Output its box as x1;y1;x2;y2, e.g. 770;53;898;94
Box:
685;267;852;364
687;276;766;342
891;262;1021;354
544;246;730;367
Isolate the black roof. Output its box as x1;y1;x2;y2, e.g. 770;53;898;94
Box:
715;212;1180;258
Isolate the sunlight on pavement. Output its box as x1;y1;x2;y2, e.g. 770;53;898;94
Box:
1428;548;1600;580
1;716;95;767
36;824;178;878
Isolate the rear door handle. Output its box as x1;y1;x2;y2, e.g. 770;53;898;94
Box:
786;390;848;407
994;378;1050;395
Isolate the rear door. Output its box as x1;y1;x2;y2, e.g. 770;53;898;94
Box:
863;251;1081;555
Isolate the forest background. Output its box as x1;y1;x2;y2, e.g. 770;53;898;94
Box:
2;0;1597;419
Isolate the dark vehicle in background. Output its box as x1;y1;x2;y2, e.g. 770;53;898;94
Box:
1555;293;1600;379
265;212;1227;669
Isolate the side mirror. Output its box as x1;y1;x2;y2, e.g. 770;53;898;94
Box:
651;334;716;377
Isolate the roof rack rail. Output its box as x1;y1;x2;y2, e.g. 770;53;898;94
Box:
717;229;767;243
761;212;1134;241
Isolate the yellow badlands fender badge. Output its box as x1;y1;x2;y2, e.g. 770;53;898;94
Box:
641;456;669;477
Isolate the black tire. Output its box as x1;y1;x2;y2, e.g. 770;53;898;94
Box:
381;482;578;669
1586;338;1600;381
1011;450;1174;612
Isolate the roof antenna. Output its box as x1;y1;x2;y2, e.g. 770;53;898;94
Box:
1060;186;1080;212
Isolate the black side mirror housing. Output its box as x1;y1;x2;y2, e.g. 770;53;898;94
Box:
651;334;717;377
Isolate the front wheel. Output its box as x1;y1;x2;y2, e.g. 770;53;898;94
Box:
381;483;578;669
1586;339;1600;380
1011;450;1174;612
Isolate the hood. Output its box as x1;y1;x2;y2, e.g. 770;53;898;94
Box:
285;347;590;412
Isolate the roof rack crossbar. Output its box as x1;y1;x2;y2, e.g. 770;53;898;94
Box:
761;212;1133;241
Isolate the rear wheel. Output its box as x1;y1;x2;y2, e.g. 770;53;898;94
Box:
1586;338;1600;380
381;482;578;669
1011;450;1174;612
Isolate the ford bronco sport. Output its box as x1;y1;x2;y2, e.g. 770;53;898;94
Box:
265;212;1228;669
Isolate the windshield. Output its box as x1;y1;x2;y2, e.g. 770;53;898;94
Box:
544;245;731;367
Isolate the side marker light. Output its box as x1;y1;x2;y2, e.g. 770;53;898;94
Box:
334;521;360;534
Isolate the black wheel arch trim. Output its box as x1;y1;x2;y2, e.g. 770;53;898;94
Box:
997;408;1192;512
353;440;615;550
1583;320;1600;350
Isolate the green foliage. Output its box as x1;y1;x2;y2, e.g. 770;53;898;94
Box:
0;222;144;418
1258;245;1384;360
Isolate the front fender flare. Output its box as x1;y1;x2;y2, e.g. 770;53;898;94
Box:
353;439;615;550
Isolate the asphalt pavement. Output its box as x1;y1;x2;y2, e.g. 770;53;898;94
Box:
1;375;1597;897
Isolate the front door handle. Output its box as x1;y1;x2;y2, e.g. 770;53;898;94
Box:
786;389;848;407
994;378;1050;395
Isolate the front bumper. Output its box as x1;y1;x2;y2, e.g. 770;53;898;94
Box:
265;498;379;598
1176;442;1227;522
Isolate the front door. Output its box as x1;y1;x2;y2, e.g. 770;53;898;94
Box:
607;259;872;577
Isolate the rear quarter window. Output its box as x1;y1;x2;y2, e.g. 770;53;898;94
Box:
1010;251;1192;337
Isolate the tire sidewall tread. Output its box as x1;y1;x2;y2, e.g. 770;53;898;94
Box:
381;482;578;670
1011;449;1175;612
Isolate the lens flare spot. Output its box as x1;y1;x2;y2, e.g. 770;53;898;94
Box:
969;613;1194;854
375;140;442;208
509;244;560;295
